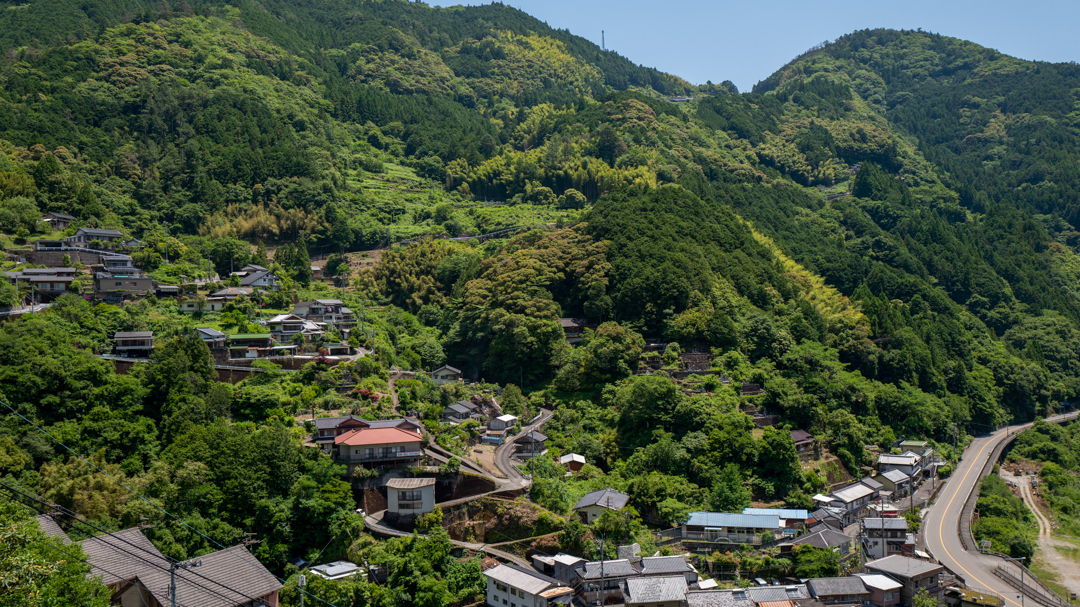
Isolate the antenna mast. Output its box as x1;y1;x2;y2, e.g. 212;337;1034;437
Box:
602;31;605;51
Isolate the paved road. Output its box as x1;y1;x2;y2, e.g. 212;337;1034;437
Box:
924;413;1079;607
494;409;553;490
363;510;531;567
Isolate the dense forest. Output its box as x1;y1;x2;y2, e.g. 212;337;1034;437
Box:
3;0;1080;604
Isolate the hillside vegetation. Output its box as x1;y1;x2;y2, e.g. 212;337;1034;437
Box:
3;2;1080;604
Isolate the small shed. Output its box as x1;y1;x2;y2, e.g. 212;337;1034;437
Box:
560;453;586;472
489;414;518;432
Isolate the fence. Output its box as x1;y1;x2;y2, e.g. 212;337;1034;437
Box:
994;561;1070;607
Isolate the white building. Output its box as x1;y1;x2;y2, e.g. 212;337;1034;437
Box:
386;477;436;517
432;364;463;385
483;563;572;607
489;414;518;431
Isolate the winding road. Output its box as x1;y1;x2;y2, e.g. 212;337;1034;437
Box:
923;413;1079;607
362;408;554;566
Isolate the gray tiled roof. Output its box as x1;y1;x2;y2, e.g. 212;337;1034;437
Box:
80;527;170;585
880;469;911;483
135;545;282;607
744;585;810;602
368;419;421;432
313;415;368;430
240;270;276;286
686;590;754;607
807;577;869;598
626;575;688;602
114;331;153;339
789;529;852;549
519;430;548;443
574;488;630;511
35;515;71;544
861;477;884;490
639;555;693;576
578;559;640;580
75;228;123;237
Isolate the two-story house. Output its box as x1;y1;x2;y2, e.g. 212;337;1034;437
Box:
864;556;945;607
266;313;324;341
431;364;463;385
875;469;913;498
878;452;928;482
574;559;641;605
113;331;154;358
855;574;903;607
240;269;280;291
484;563;573;607
863;518;913;560
386;477;436;519
334;427;423;470
827;482;876;525
293;299;356;330
195;327;227;349
515;430;548;458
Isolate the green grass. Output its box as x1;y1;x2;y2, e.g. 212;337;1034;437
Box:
1028;557;1076;604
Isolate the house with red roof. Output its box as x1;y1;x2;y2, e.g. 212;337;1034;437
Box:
334;426;424;470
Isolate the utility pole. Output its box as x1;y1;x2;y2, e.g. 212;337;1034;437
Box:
170;558;202;607
298;574;306;607
597;536;606;607
1003;556;1026;607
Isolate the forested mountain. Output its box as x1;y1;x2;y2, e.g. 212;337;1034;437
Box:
3;2;1080;601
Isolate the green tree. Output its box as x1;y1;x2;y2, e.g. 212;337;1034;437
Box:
709;463;751;512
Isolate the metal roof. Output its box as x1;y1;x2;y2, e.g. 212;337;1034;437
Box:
626;576;688;602
789;529;852;549
878;454;918;465
484;564;559;595
578;559;639;580
879;469;911;483
686;590;754;607
132;545;282;607
639;555;693;576
386;477;436;489
684;512;781;529
830;483;874;503
807;577;869;598
742;508;809;520
854;574;903;591
860;477;884;490
863;518;908;530
865;555;944;579
574;487;630;511
114;331;153;339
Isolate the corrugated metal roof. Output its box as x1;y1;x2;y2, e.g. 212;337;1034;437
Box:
854;573;903;591
684;512;781;529
742;508;809;520
484;564;559;595
807;577;869;598
864;518;908;530
386;477;435;489
880;469;911;483
830;483;874;503
639;555;693;575
865;555;943;579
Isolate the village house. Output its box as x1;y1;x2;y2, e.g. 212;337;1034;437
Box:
864;556;945;607
311;416;421;451
780;527;854;559
211;286;255;300
226;333;275;358
898;440;931;456
808;507;845;530
855;574;903;607
179;296;227;313
742;508;809;535
293;299;356;330
266;313;324;341
484;563;573;607
860;477;885;500
560;453;586;472
515;430;548;458
874;469;914;498
94;267;155;300
807;577;871;606
638;555;698;584
385;477;436;519
65;227;123;247
240;269;280;291
489;414;518;432
822;482;876;526
573;487;631;523
334;426;424;470
863;518;913;560
36;516;281;607
624;575;689;607
195;327;227;349
559;318;590;345
791;430;816;459
230;264;267;278
4;268;76;299
41;211;75;231
575;559;641;605
431;364;463;385
442;400;480;423
113;331;154;358
680;512;781;544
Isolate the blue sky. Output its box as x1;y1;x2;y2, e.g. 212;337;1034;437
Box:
432;0;1080;92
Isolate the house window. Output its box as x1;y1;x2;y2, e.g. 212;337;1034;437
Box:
885;592;894;601
115;282;122;286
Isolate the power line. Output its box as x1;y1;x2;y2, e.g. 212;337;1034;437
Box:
6;496;194;607
1;481;269;607
0;398;340;607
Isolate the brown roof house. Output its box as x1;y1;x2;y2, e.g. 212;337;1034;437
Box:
791;430;816;459
35;517;281;607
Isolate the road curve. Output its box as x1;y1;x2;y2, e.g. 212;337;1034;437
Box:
923;413;1079;607
494;408;553;489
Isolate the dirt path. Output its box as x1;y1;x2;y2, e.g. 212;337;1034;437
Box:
1014;473;1080;596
